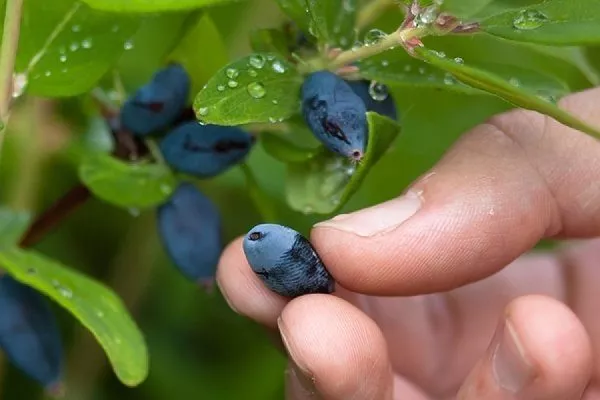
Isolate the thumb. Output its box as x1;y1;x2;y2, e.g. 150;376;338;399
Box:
311;87;600;296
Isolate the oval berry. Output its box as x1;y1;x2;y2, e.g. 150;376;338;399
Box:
157;182;222;285
159;121;254;178
0;275;62;389
120;64;191;137
243;224;335;298
346;80;398;121
301;70;368;161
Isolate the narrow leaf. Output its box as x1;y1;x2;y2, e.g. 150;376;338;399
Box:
78;0;247;12
415;47;600;139
193;53;303;126
286;112;400;214
79;153;177;209
261;131;323;163
0;209;31;248
481;1;600;46
0;247;149;386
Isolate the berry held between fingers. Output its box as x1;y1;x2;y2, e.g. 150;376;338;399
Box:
157;182;222;285
159;121;255;178
346;80;398;121
0;276;63;390
120;64;191;137
301;71;368;161
243;224;335;298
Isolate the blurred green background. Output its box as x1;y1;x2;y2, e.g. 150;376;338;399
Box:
0;0;598;398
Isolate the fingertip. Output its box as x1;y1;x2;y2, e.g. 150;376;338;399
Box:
216;237;289;329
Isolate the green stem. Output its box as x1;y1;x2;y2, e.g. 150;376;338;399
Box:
0;0;24;156
328;27;425;71
357;0;397;31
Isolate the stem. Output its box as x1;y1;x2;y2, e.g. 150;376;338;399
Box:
0;0;24;155
328;27;425;71
357;0;396;31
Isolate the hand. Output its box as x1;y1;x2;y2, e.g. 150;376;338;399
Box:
217;86;600;400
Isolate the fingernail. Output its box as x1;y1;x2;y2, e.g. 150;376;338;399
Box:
314;191;422;237
278;318;320;398
492;319;536;393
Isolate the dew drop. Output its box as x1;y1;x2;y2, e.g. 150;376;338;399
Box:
418;67;426;74
227;80;239;88
12;73;27;99
247;82;266;99
368;81;389;101
271;60;286;74
509;77;520;87
217;85;226;92
59;54;67;62
69;42;79;52
123;40;134;50
81;38;92;49
248;69;258;77
381;59;389;67
443;73;455;85
198;107;209;116
272;99;278;105
267;55;275;61
226;68;239;79
364;29;387;46
71;25;81;32
454;57;464;64
513;9;548;30
268;117;278;123
404;65;412;72
96;310;104;318
249;54;266;69
44;71;52;77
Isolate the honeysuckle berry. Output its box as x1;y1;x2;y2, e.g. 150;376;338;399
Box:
301;70;368;161
157;182;222;286
159;121;254;179
243;224;335;298
120;64;190;137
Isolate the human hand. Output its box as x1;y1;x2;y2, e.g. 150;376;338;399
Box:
217;86;600;399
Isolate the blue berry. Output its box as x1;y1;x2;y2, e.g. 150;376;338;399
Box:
120;64;191;137
346;80;398;121
157;182;222;284
0;276;62;389
159;122;254;178
243;224;335;298
301;70;368;160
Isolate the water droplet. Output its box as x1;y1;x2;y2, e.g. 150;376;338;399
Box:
368;81;389;101
339;37;349;47
416;6;438;26
123;40;134;50
342;0;355;12
248;69;258;77
352;40;363;51
271;60;286;74
268;117;277;123
44;71;52;77
364;29;387;46
71;25;81;32
302;206;314;215
404;65;412;72
226;68;239;79
418;67;426;74
81;38;92;49
59;54;67;62
227;80;239;88
248;54;266;69
12;73;27;98
51;280;72;299
96;310;104;318
513;9;548;30
69;42;79;52
217;85;225;92
198;107;209;116
509;77;520;87
267;55;275;61
454;57;464;64
443;73;455;85
381;60;389;67
61;68;68;73
272;99;278;105
247;82;266;99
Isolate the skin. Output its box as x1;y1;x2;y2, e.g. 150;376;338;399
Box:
218;86;600;399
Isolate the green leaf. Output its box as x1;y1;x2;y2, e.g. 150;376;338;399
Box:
274;0;310;34
168;13;229;98
306;0;357;48
481;1;600;46
261;131;322;163
78;0;246;12
239;164;278;222
14;0;141;97
415;47;600;139
78;152;177;209
286;112;400;214
441;0;495;18
0;247;148;386
0;208;31;247
249;28;292;56
193;53;303;126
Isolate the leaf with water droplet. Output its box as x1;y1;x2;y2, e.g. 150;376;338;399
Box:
193;53;302;126
481;1;600;46
305;0;357;48
273;0;312;35
261;131;323;163
0;247;148;386
78;152;177;209
0;208;31;248
78;0;250;12
415;46;600;140
11;0;140;96
286;112;401;214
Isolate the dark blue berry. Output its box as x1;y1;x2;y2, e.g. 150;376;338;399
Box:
157;182;222;284
301;71;368;160
243;224;335;298
0;275;62;389
346;80;398;121
120;64;191;137
159;122;254;179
